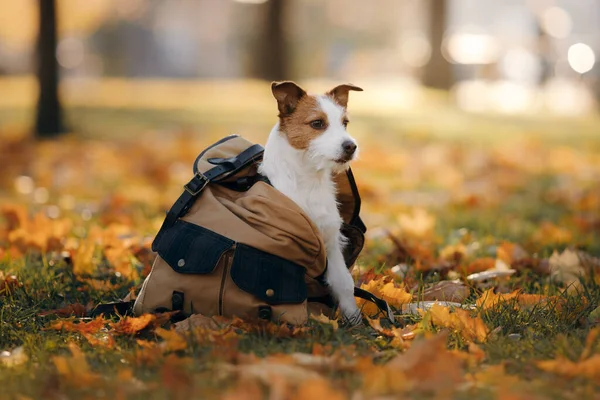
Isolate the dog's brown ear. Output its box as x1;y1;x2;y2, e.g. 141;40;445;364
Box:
272;81;306;116
327;84;363;108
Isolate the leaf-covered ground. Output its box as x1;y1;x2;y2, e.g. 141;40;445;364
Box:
1;96;600;399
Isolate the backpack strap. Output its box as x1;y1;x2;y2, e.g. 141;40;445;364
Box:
152;144;264;252
354;287;395;323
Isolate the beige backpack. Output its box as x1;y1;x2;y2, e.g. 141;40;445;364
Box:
95;135;393;325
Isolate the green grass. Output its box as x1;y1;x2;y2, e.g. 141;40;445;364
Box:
1;100;600;398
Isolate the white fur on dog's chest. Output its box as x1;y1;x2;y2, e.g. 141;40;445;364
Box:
278;178;343;247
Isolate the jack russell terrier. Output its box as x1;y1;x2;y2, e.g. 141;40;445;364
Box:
259;81;363;325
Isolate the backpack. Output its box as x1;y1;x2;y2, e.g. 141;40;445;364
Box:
95;135;393;325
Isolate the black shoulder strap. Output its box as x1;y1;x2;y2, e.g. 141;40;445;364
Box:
354;287;395;323
152;143;264;252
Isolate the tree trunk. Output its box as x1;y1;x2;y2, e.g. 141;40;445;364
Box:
255;0;287;81
35;0;64;138
422;0;452;90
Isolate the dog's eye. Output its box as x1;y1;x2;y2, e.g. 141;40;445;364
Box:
342;119;349;128
310;119;325;129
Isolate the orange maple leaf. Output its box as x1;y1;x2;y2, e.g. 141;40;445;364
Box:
47;316;106;335
111;314;156;335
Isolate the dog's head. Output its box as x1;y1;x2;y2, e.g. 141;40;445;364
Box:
271;81;363;172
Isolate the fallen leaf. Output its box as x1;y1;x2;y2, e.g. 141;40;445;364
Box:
309;313;339;331
47;316;106;335
52;343;101;387
465;257;496;275
397;208;436;239
387;331;465;392
476;289;552;312
424;303;489;342
536;355;600;380
291;378;346;400
418;280;470;303
496;242;528;265
358;277;412;316
111;314;156;335
532;222;572;246
174;313;219;333
221;378;265;400
549;248;585;292
39;303;90;318
155;328;188;352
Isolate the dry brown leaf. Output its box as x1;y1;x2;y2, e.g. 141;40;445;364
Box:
548;248;586;292
174;313;219;333
39;303;90;317
223;360;324;386
418;280;470;303
465;257;496;275
387;331;464;393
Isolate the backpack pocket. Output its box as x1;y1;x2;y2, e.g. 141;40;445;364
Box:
230;244;307;304
155;220;234;274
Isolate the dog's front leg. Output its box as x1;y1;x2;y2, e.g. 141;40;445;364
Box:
325;241;362;326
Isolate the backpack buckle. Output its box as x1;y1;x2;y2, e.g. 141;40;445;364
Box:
184;172;209;195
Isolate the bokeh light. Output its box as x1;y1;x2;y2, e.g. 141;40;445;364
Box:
399;35;431;68
540;7;572;39
444;29;499;65
567;43;596;74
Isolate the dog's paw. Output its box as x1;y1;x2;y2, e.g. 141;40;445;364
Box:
342;309;363;327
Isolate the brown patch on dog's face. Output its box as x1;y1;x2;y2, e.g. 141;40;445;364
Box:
279;95;327;150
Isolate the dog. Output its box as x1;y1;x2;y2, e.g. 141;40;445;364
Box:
258;81;364;325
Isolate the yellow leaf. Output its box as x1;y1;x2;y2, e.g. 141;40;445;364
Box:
536;355;600;380
357;278;411;317
52;343;101;387
155;328;188;352
309;313;338;331
424;303;489;342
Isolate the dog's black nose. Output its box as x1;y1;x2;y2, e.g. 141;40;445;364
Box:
342;141;357;156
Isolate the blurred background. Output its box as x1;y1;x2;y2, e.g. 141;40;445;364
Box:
1;0;599;136
0;0;599;252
